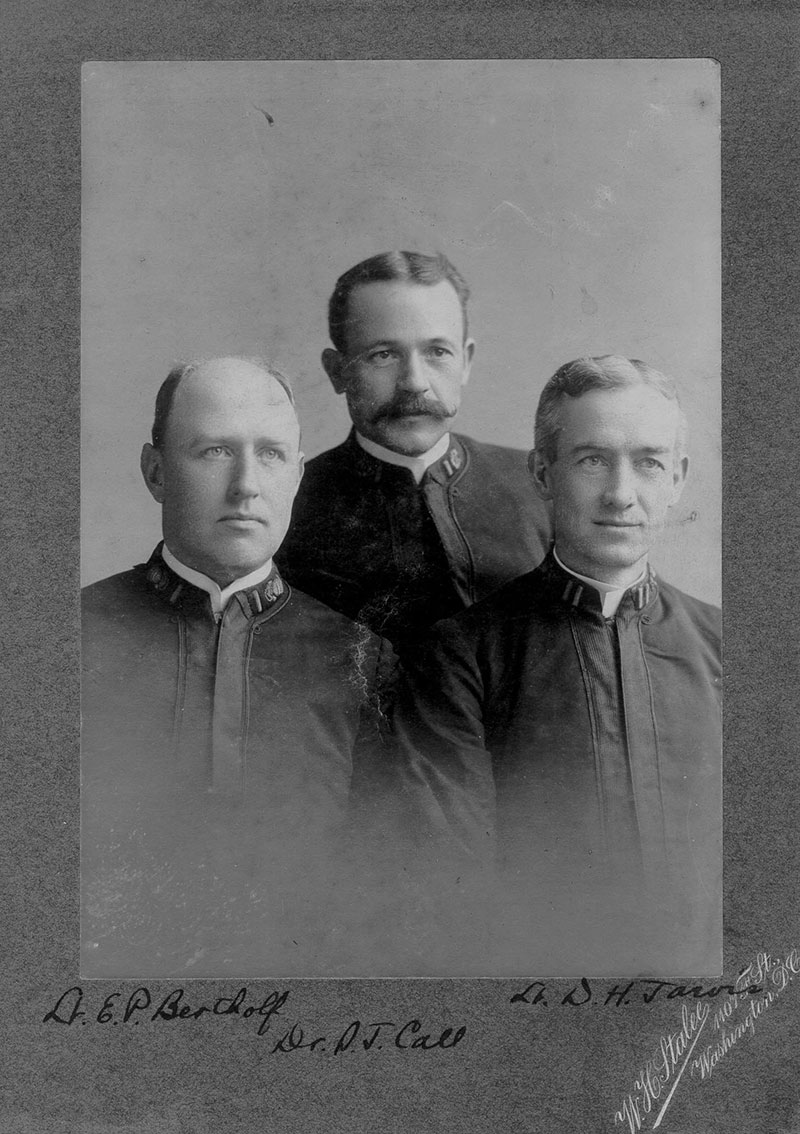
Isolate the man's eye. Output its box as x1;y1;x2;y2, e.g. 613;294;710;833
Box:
579;455;605;467
202;446;229;458
429;346;453;358
260;448;282;462
368;350;396;365
638;458;665;470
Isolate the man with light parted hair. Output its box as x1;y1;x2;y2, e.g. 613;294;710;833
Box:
390;355;721;976
276;251;550;653
81;356;393;978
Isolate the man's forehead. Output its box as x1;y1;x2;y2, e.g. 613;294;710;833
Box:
165;360;298;440
563;386;678;423
348;279;460;318
555;386;682;449
343;280;466;351
187;359;291;400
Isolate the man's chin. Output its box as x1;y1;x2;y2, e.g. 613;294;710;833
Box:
558;537;650;582
368;417;448;456
212;562;273;587
210;541;279;583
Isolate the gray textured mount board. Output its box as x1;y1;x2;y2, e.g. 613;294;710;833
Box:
2;5;799;1134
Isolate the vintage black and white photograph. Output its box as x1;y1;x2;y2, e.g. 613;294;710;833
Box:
81;60;721;979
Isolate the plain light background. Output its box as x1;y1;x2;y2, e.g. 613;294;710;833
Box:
82;60;720;602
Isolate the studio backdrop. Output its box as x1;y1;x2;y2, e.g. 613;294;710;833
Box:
81;59;720;604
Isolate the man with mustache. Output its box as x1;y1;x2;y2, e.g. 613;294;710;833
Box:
81;357;392;977
392;356;721;974
276;251;550;652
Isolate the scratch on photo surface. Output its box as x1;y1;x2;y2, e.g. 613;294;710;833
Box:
644;101;671;124
349;620;375;704
592;183;616;209
565;211;596;234
684;801;716;903
488;200;552;238
580;286;598;315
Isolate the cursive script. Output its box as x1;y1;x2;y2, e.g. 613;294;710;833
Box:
614;1002;710;1132
690;948;799;1083
509;976;757;1008
42;985;290;1036
612;946;798;1131
41;985;467;1055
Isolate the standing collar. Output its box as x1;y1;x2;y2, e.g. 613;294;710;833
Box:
355;432;451;483
162;545;274;618
553;547;648;617
540;548;658;617
145;544;288;621
347;429;468;486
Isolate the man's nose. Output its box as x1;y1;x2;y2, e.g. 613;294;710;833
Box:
602;466;637;509
396;351;431;393
228;452;260;498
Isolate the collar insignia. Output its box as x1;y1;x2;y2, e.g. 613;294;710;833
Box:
262;576;285;604
147;564;169;591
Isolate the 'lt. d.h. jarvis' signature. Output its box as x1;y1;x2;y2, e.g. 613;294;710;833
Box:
509;976;756;1008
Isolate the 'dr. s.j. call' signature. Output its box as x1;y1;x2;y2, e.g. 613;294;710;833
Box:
42;985;467;1055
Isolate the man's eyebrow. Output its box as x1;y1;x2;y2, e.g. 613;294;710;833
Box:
567;442;611;454
567;443;673;455
358;334;459;349
188;434;292;447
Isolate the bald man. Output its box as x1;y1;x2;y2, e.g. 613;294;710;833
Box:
81;358;393;978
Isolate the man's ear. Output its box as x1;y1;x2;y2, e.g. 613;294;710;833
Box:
461;338;476;387
141;443;166;503
322;348;348;395
296;452;306;488
528;449;554;502
670;454;689;505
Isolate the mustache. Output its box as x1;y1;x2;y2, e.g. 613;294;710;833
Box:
373;394;454;422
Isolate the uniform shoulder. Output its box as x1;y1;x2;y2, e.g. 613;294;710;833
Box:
287;441;361;519
285;583;386;643
283;584;395;684
300;439;355;479
431;568;540;640
656;579;721;639
82;565;150;610
457;434;529;470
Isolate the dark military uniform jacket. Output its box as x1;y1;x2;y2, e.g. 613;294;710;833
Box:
391;551;721;976
81;546;393;978
276;431;550;652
